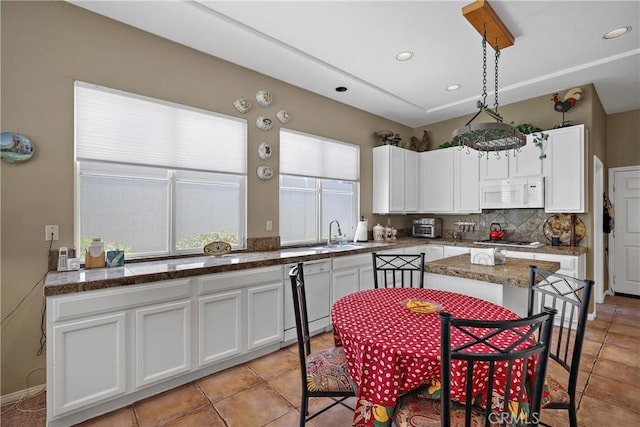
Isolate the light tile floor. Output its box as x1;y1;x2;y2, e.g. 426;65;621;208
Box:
2;295;639;426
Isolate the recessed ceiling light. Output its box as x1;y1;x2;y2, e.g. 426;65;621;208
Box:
446;84;461;91
396;51;414;61
335;86;348;92
603;26;632;39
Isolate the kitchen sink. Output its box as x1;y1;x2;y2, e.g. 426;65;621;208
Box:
309;243;365;251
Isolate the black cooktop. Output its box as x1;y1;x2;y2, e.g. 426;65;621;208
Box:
474;240;546;248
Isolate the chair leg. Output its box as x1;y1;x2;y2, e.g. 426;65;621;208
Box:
569;401;578;427
300;392;308;427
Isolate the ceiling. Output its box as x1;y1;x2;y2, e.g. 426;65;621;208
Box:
69;1;640;128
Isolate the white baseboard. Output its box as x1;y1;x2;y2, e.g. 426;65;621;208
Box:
1;384;46;406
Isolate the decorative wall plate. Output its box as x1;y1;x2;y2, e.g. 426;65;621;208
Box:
256;116;273;131
203;241;232;257
543;214;586;245
1;132;34;164
276;109;291;123
256;165;273;180
258;142;272;160
256;90;272;107
233;97;251;114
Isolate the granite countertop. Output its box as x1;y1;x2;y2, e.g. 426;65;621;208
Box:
423;238;588;256
44;237;585;296
424;254;561;288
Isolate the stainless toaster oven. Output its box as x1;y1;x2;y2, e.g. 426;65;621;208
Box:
412;218;442;238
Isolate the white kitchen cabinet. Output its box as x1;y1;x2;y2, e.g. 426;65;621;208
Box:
424;245;445;261
359;264;375;291
51;313;126;417
479;135;542;181
508;250;589;320
455;148;481;212
135;300;191;388
543;125;586;213
48;278;192;420
47;269;283;427
420;148;480;214
332;253;374;301
332;269;359;303
373;145;418;214
199;266;284;353
420;148;454;212
198;290;242;366
247;282;283;350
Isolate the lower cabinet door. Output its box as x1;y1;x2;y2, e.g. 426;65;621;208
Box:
332;269;359;303
135;300;191;388
52;313;126;417
247;282;283;350
359;265;375;291
198;290;242;366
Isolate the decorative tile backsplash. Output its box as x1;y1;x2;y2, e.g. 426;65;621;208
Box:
445;209;587;246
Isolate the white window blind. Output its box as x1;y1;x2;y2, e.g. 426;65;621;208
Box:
280;129;359;181
75;81;247;174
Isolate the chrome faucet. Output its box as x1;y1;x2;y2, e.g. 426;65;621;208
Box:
328;220;343;246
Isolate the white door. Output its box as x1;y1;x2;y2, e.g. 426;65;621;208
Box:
611;167;640;296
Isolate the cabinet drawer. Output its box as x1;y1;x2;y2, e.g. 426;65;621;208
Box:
51;279;192;322
332;253;371;270
198;266;282;295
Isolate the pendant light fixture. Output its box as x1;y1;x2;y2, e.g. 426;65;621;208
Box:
453;0;525;156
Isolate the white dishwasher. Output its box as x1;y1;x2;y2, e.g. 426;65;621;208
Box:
283;260;332;342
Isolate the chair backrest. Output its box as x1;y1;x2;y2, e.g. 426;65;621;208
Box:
371;252;426;288
439;308;556;427
528;267;594;396
289;263;312;366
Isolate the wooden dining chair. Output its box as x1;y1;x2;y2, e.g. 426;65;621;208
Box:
371;252;426;288
528;266;594;427
392;308;557;427
288;263;355;426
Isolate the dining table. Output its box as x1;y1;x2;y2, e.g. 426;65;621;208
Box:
331;287;532;427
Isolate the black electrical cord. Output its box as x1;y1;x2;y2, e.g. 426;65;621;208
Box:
1;237;52;335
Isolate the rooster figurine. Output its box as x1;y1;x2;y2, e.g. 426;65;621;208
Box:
551;87;582;127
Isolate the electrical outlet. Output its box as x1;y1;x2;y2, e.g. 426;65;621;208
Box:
45;225;59;241
266;220;273;231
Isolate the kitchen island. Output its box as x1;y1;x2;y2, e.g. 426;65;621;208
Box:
424;254;561;316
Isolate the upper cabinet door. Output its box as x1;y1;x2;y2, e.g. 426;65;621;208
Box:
372;145;418;214
404;149;419;212
420;148;454;212
543;125;585;213
512;136;543;177
455;149;481;213
479;152;509;180
388;146;405;212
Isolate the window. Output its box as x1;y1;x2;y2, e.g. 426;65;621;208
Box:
75;82;247;258
279;129;359;244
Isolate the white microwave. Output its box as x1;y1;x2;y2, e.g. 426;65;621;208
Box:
479;177;544;209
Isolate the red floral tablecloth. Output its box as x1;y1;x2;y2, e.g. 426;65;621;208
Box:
331;288;527;427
